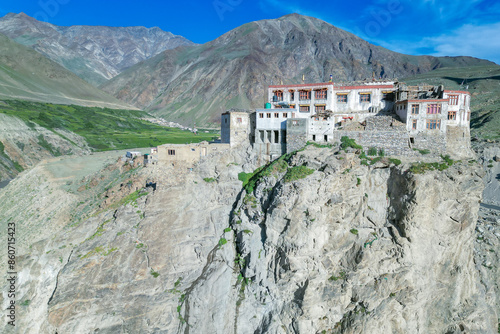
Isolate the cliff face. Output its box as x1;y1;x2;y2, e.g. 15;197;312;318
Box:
1;146;496;333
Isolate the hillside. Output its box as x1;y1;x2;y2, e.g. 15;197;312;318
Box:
1;143;497;333
401;64;500;140
0;13;195;85
101;13;494;126
0;33;136;108
0;100;218;182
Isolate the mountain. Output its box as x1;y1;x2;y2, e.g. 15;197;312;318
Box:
101;14;494;126
0;12;195;85
0;32;135;108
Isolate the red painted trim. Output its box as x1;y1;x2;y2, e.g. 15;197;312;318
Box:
333;85;394;90
444;90;471;95
269;83;395;90
397;99;446;103
270;82;333;88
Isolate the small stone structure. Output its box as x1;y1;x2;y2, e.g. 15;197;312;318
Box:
156;141;229;166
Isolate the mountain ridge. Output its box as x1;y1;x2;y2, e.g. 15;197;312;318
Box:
101;13;494;126
0;12;196;85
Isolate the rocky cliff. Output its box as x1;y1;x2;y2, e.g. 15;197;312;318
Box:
1;144;497;333
101;13;494;126
0;13;195;85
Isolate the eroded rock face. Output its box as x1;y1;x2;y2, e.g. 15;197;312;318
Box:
1;146;496;333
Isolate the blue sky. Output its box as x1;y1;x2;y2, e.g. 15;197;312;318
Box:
1;0;499;64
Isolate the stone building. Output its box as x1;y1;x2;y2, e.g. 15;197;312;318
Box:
231;80;471;159
156;141;229;166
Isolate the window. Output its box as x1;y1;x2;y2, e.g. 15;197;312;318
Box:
299;90;311;100
292;113;296;118
299;105;310;112
274;113;279;118
411;104;419;114
427;104;441;114
426;120;441;130
292;120;298;126
283;113;288;118
315;89;327;99
168;149;176;156
359;93;371;103
312;135;316;141
259;113;264;118
314;117;319;121
289;91;295;100
315;105;326;112
237;117;242;123
224;118;227;123
266;113;271;118
289;104;295;109
382;92;394;101
412;119;417;130
273;90;283;102
449;95;459;105
337;94;348;103
324;135;328;142
448;111;457;120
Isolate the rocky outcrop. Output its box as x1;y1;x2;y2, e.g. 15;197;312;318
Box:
0;145;496;333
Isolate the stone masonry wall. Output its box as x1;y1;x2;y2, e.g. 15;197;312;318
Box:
286;119;308;154
332;130;413;156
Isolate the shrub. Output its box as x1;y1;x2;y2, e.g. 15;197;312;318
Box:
224;227;232;233
389;158;402;166
284;166;314;183
440;154;454;166
356;178;361;186
378;149;385;157
340;136;362;150
150;269;160;278
350;229;358;235
367;147;377;156
203;177;215;183
218;238;227;247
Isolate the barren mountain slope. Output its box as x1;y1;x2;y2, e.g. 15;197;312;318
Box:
102;13;494;126
0;13;195;85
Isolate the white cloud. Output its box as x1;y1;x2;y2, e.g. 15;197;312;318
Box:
424;22;500;64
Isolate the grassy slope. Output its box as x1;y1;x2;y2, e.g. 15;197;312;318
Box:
401;64;500;139
0;99;219;152
0;33;134;109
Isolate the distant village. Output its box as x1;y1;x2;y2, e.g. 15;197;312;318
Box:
137;79;472;166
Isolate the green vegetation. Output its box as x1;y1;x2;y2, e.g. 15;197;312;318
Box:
350;229;359;235
306;141;333;149
218;238;228;247
414;148;431;155
283;166;314;183
0;99;218;151
21;300;30;307
340;136;362;150
367;147;377;156
356;178;361;186
224;227;232;233
0;140;24;172
409;155;455;174
329;271;346;281
150;269;160;278
389;158;402;166
203;177;216;183
238;154;289;193
378;149;385;157
109;189;149;209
